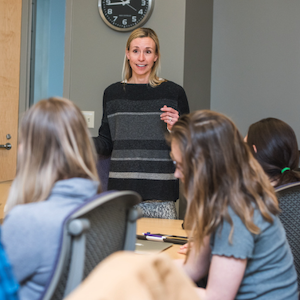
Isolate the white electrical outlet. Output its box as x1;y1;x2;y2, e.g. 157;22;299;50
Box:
82;111;95;128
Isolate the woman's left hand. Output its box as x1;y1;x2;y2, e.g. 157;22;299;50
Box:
160;105;179;131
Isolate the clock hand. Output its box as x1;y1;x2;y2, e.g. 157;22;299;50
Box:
123;0;137;11
107;0;129;5
126;3;137;11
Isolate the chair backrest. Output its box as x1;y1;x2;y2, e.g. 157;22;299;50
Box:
276;182;300;289
40;190;142;300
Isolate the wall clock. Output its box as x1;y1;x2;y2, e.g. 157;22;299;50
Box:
98;0;154;32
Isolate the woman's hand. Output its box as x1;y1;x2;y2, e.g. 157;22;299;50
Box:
160;105;179;131
178;242;190;255
181;236;211;282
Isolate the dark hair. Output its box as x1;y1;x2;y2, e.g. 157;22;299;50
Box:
247;118;300;187
168;110;278;259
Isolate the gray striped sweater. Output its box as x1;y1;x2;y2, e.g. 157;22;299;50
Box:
94;81;189;201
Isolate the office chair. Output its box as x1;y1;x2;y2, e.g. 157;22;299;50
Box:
40;190;142;300
276;182;300;289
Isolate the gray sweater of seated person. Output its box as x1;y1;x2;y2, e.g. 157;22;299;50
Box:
1;178;99;300
210;206;298;300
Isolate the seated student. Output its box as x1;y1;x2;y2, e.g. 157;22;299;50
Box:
168;110;298;299
1;97;101;300
245;117;300;188
0;228;18;300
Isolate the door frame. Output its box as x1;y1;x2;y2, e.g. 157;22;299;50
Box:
19;0;33;116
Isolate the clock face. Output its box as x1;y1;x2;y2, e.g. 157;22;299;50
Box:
98;0;154;32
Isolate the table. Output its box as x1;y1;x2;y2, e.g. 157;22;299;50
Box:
136;218;187;259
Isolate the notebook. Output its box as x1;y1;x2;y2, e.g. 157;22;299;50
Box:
135;239;173;255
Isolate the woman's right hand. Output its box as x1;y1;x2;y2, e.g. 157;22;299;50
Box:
178;242;190;255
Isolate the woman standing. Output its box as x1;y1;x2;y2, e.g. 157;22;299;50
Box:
93;28;189;219
169;110;297;299
2;97;101;300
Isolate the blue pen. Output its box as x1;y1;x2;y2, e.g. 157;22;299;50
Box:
142;232;165;242
143;233;163;238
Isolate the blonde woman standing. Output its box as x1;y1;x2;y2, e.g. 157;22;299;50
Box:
169;110;298;299
93;28;189;219
2;97;101;300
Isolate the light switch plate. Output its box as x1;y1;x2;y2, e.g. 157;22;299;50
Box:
82;111;95;128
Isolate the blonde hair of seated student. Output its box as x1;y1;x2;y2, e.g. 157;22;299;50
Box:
167;110;297;300
169;111;278;254
5;97;100;213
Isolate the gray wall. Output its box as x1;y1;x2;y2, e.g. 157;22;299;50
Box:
184;0;213;112
22;0;300;145
64;0;187;136
211;0;300;142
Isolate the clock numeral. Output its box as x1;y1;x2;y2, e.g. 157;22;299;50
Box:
138;9;143;14
141;0;146;6
113;16;118;22
106;0;111;4
122;19;127;25
107;9;112;14
132;16;137;22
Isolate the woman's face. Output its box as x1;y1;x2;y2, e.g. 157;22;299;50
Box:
126;37;158;82
170;139;184;182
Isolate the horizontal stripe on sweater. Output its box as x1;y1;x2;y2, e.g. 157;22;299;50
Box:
108;112;161;118
111;149;171;159
113;140;170;150
109;172;176;180
112;157;171;162
110;160;175;173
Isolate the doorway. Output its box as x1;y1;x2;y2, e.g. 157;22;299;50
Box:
0;0;22;218
29;0;66;105
0;0;66;218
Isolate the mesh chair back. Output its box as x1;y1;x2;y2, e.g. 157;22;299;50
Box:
276;182;300;289
82;196;131;277
41;190;141;300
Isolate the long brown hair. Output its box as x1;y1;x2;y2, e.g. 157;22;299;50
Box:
168;110;279;259
247;118;300;187
6;97;100;213
122;27;166;87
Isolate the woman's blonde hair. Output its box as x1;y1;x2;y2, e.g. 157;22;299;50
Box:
5;97;101;213
122;27;166;87
168;110;279;259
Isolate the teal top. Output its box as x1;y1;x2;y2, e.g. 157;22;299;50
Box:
0;228;19;300
210;207;298;300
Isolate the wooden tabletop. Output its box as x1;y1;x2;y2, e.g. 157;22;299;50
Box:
136;218;187;259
